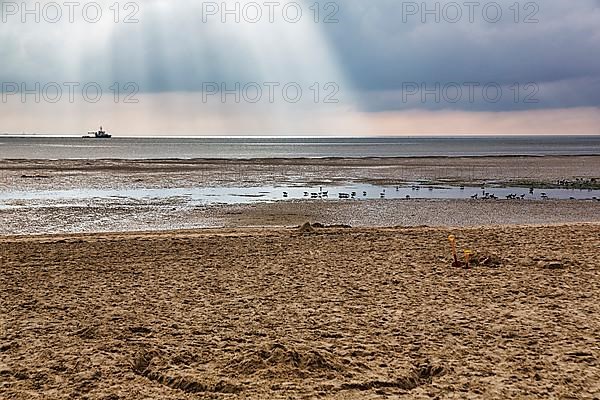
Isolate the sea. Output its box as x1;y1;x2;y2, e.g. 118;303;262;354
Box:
1;136;600;159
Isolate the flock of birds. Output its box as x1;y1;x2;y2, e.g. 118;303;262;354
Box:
283;186;398;199
281;185;600;201
284;185;535;201
471;187;536;200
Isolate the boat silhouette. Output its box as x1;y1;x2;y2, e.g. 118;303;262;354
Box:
83;126;111;138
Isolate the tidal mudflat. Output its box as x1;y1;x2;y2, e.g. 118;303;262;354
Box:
1;156;599;234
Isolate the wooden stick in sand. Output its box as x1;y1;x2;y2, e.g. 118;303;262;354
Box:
448;235;463;268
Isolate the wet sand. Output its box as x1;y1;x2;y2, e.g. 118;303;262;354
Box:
1;224;599;399
2;156;600;192
1;156;600;234
3;198;600;235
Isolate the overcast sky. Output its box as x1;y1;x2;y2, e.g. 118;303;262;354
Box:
1;0;599;134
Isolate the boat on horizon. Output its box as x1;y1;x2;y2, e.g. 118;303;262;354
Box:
83;126;112;139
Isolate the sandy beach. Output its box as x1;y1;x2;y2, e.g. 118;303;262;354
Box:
1;156;599;398
1;224;599;399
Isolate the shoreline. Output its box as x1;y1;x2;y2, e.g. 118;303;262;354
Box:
2;156;599;235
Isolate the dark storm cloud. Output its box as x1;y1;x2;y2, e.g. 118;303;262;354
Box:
324;1;600;87
319;0;600;110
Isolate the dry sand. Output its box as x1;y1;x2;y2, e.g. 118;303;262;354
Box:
1;224;599;399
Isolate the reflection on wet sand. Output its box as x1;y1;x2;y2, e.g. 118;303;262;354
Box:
1;183;599;210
